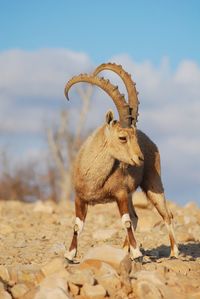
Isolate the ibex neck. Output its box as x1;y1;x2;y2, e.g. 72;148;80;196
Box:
78;126;115;187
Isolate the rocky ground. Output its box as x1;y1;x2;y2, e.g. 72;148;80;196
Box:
0;192;200;299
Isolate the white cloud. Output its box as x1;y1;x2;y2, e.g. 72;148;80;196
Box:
0;49;199;204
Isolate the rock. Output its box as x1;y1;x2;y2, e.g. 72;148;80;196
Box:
0;266;10;283
39;272;68;290
68;282;80;296
190;291;200;299
184;215;198;225
82;245;127;271
8;265;44;286
135;280;163;299
34;287;70;299
20;288;38;299
10;283;29;298
67;269;95;286
0;290;12;299
78;258;121;296
92;229;116;241
34;272;70;299
41;257;67;277
81;283;106;299
96;273;121;297
33;201;54;214
132;270;173;299
177;230;195;243
119;255;132;294
137;211;161;232
132;191;150;209
0;282;5;291
132;270;182;299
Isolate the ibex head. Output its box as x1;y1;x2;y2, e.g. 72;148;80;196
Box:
64;62;143;165
104;110;144;166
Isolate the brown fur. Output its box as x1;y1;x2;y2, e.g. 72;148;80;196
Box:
73;126;162;203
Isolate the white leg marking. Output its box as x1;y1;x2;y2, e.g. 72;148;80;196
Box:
121;213;131;229
64;248;76;261
75;217;84;236
166;222;179;257
130;246;143;260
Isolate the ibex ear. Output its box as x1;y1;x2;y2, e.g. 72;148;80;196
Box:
105;110;114;125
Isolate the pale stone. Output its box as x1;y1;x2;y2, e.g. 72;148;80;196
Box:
68;282;80;296
41;257;66;277
34;287;70;299
132;191;150;209
177;230;195;243
40;271;69;290
0;266;10;283
184;215;198;225
190;291;200;299
34;272;70;299
33;201;54;214
78;259;120;294
96;274;120;296
0;282;4;291
135;280;162;299
8;265;44;286
137;212;161;232
11;283;29;298
82;245;127;270
132;270;182;299
81;283;106;299
67;269;95;286
0;290;12;299
92;229;116;241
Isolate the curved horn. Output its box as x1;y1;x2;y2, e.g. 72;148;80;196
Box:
64;74;131;128
93;63;139;126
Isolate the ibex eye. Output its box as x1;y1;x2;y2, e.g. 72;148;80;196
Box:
119;136;127;142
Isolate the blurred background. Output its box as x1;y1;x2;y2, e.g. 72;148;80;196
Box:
0;0;199;205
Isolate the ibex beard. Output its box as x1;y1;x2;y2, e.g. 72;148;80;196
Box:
64;63;179;262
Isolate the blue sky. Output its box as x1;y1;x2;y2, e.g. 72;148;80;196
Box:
0;1;200;205
1;1;200;66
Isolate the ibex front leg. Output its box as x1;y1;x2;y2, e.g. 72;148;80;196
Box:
116;191;142;260
65;196;88;262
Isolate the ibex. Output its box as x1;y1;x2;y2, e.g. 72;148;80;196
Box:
64;63;179;262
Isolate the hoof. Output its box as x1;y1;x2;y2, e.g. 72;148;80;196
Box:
130;246;143;261
133;256;143;263
65;257;80;264
64;248;76;262
170;246;180;259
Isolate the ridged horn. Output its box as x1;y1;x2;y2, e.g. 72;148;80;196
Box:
93;62;139;126
64;74;130;128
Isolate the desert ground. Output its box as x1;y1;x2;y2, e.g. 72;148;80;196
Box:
0;193;200;299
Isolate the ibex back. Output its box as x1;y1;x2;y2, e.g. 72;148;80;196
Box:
64;63;179;262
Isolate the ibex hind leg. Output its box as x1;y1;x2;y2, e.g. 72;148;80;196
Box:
65;196;88;262
143;188;179;258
